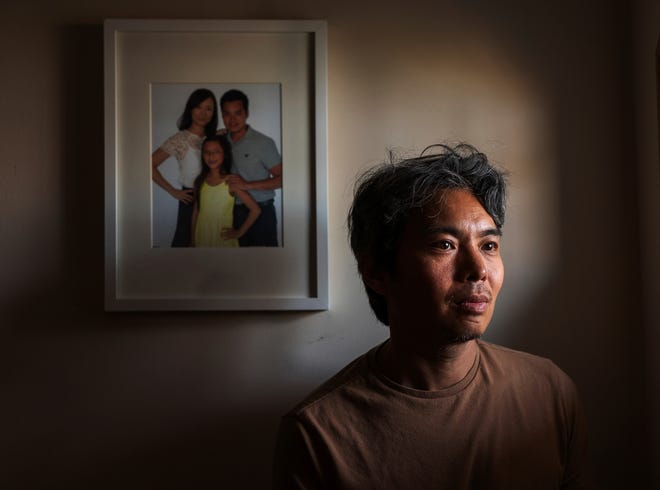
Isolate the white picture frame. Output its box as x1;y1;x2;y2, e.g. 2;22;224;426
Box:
104;19;328;311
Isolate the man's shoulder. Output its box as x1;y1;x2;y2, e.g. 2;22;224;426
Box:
478;340;552;363
245;126;275;144
479;340;558;367
285;346;378;419
477;340;576;392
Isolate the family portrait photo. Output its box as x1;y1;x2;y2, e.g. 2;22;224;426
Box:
151;83;283;249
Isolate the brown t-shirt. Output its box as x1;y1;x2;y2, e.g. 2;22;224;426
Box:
274;340;592;489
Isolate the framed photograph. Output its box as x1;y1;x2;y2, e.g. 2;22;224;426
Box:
104;19;328;311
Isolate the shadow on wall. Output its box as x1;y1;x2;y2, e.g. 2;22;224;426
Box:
0;25;282;490
4;385;280;488
59;23;106;318
481;11;648;484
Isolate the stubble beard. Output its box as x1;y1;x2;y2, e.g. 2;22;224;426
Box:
434;317;487;345
441;331;482;344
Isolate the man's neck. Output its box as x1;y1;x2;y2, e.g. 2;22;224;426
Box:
230;126;248;142
377;338;478;391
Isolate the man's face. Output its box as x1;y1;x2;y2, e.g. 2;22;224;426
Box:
221;100;248;135
380;188;504;347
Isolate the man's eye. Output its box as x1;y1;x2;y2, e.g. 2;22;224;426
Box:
433;240;453;250
483;241;499;252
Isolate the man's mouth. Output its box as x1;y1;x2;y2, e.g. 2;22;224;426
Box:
453;294;490;314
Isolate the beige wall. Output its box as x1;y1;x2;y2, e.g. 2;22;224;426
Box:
1;0;657;488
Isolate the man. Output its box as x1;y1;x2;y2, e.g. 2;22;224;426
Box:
220;89;282;246
273;144;592;489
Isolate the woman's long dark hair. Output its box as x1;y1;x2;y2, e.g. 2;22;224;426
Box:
177;88;218;137
193;135;234;207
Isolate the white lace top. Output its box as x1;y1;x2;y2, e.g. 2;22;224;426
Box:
160;130;203;188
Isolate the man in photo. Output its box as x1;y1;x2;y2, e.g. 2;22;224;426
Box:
273;144;592;489
220;89;282;247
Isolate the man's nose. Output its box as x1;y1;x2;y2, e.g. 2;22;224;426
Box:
456;246;487;282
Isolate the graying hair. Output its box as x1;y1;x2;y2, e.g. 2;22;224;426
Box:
347;143;508;325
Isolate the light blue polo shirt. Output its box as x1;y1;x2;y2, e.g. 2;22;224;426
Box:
228;126;281;204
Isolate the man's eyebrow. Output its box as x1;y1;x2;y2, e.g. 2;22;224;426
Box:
482;228;503;237
426;226;502;237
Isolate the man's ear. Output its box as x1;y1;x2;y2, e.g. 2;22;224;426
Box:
358;255;388;295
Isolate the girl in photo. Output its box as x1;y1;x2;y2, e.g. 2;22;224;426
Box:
191;135;261;247
152;88;218;247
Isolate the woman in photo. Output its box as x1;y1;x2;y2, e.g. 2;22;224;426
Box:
152;88;218;247
191;135;261;247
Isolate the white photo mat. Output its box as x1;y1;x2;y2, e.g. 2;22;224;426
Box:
104;19;328;311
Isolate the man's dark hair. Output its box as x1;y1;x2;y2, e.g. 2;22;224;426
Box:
347;143;508;326
220;89;249;113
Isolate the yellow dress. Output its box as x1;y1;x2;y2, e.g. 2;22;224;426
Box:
195;181;239;247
